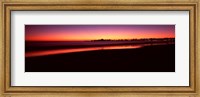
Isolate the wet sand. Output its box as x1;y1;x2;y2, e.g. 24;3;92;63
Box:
25;44;175;72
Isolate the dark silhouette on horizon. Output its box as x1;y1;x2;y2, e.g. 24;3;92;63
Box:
91;38;175;42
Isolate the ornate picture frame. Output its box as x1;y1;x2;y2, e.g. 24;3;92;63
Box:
0;0;199;97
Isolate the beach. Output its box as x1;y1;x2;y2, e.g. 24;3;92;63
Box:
25;44;175;72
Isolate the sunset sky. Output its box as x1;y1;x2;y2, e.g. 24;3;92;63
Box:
25;25;175;41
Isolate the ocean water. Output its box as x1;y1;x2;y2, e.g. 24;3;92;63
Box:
25;41;174;57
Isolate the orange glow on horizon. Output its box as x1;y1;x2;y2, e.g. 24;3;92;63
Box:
26;31;175;41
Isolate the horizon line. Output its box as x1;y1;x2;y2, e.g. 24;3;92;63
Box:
25;37;175;42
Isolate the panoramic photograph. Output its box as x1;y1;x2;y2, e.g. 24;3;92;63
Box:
25;25;175;72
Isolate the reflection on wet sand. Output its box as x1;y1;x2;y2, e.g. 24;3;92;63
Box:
25;42;174;57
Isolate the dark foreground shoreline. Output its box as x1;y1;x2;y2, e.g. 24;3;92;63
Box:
25;44;175;72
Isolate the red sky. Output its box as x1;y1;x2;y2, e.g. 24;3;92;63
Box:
25;25;175;41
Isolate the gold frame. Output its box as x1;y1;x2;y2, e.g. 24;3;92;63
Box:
0;0;199;97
